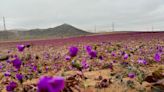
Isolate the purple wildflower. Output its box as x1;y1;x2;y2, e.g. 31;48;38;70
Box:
69;46;78;57
46;66;49;71
113;60;117;63
111;52;116;57
33;65;37;71
37;76;65;92
6;81;17;91
4;71;11;77
124;53;129;60
85;46;97;58
121;51;125;55
65;56;71;61
109;63;113;70
17;45;25;52
137;59;147;65
12;57;22;69
6;59;11;63
43;52;50;60
128;72;136;78
99;56;103;60
0;65;3;69
16;74;23;82
154;53;161;62
8;50;11;53
81;59;89;69
89;50;97;58
86;46;92;52
121;62;129;67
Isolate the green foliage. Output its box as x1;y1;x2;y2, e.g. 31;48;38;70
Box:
71;60;82;70
0;55;9;61
136;71;145;84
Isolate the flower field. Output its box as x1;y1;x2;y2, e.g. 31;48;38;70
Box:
0;32;163;92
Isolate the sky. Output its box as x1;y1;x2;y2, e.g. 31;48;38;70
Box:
0;0;164;32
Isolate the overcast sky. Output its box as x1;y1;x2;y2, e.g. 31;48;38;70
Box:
0;0;164;32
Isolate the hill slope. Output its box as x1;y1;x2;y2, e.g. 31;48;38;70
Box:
0;31;17;40
0;24;91;40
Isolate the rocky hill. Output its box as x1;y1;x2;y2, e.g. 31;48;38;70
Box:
0;24;91;40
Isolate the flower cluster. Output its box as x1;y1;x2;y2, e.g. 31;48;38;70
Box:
37;76;65;92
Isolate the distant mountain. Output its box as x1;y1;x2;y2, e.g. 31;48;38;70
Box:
8;29;28;32
0;24;91;40
0;31;17;40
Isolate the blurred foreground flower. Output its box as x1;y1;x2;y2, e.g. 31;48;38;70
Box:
37;76;65;92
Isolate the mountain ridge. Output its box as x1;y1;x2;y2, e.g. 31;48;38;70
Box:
0;23;91;40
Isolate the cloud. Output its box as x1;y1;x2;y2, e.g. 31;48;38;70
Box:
0;0;164;31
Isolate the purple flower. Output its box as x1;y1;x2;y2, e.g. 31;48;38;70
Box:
113;60;117;63
89;51;97;58
16;74;23;82
85;46;92;52
121;51;125;55
69;46;78;57
43;52;50;60
124;53;129;60
99;56;103;60
17;45;25;52
111;52;116;57
6;59;11;63
158;47;163;52
65;56;71;61
81;59;89;69
37;77;52;92
0;65;3;69
37;76;65;92
68;66;73;70
4;71;11;77
33;65;37;71
6;81;17;91
137;59;147;65
128;72;136;78
8;50;11;53
109;63;113;70
157;46;163;52
154;53;161;62
85;46;97;58
46;66;49;71
12;57;22;69
25;44;31;48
